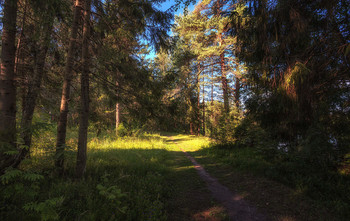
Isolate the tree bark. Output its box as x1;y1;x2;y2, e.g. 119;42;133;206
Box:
197;68;200;136
220;52;229;113
15;18;54;168
202;82;205;136
115;70;121;136
56;0;84;175
0;0;18;173
115;103;120;134
190;122;194;135
76;0;91;179
234;76;240;108
211;79;214;104
15;0;27;74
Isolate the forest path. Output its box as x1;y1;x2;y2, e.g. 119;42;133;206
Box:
169;136;268;221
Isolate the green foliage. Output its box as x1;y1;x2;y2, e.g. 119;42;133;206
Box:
0;168;64;220
233;117;279;159
23;197;64;221
96;172;127;214
1;168;25;185
206;103;244;144
116;123;128;137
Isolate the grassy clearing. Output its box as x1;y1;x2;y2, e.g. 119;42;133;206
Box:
1;131;225;220
3;131;346;220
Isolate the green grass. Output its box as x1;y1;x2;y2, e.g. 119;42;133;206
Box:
192;144;350;221
3;131;347;220
0;131;224;221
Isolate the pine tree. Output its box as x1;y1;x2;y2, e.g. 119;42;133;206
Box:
0;0;18;173
56;0;84;174
76;0;92;179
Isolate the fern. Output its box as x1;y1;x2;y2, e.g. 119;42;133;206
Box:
4;150;19;155
1;168;22;184
23;173;44;182
96;184;127;213
23;197;64;221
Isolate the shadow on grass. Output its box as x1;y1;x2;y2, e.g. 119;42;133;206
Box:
189;145;350;221
165;138;191;143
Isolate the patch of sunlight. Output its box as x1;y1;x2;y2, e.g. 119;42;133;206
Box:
150;156;158;163
232;191;249;201
193;206;228;220
88;135;169;151
338;153;350;175
174;165;194;171
203;163;223;168
278;216;296;221
165;134;211;152
193;155;207;159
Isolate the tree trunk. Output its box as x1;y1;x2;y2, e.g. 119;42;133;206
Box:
15;0;27;74
190;122;193;135
115;70;120;136
202;83;205;136
56;0;83;175
210;65;214;136
197;70;200;136
15;19;54;168
76;0;91;179
116;103;120;134
0;0;18;173
235;76;240;108
210;57;214;105
220;52;229;113
211;79;213;104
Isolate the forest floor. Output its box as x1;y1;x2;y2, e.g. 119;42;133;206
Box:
2;131;342;220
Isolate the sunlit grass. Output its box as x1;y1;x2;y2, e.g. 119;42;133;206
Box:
6;131;212;220
160;134;212;152
89;134;168;151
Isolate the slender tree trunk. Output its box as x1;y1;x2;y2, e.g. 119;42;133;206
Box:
115;70;120;136
210;57;214;105
202;82;205;136
56;0;83;174
211;79;213;104
210;64;214;135
235;76;240;108
197;70;200;136
15;0;27;74
15;19;54;168
116;103;120;133
220;52;229;113
190;122;193;135
76;0;91;179
0;0;18;173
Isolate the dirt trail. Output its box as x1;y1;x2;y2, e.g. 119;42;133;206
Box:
171;138;268;221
